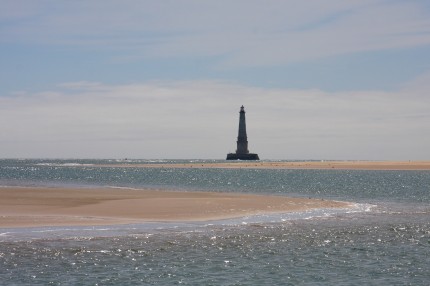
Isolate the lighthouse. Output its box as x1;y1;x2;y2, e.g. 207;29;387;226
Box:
226;106;260;160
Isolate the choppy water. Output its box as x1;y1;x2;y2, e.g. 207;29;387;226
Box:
1;159;429;285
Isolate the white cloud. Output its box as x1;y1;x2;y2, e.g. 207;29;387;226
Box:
1;77;429;159
400;71;430;95
2;0;430;67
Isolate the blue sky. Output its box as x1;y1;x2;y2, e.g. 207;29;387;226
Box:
1;0;430;159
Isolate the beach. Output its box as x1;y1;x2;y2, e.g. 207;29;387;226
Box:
1;159;429;285
94;160;430;170
3;160;426;228
0;186;350;228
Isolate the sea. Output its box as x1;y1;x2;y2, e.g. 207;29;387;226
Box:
0;159;429;285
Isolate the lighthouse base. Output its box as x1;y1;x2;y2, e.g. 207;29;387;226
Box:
226;153;260;160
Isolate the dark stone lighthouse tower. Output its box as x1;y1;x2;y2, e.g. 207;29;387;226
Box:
226;105;259;160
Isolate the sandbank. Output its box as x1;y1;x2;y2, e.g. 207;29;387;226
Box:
93;161;430;170
0;187;350;228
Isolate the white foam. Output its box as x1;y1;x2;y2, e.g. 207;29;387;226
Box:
35;163;94;167
0;203;376;242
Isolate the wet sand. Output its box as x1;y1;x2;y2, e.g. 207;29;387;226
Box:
0;187;350;228
94;161;430;170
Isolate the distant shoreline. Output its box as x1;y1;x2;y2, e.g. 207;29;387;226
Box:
0;187;351;228
90;161;430;170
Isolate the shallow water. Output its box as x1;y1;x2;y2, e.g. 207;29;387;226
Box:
1;159;429;285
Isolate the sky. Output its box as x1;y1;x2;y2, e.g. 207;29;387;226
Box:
1;0;430;160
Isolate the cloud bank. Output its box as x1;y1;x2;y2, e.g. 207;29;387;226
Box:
1;78;429;159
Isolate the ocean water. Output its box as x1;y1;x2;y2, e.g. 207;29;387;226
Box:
0;159;429;285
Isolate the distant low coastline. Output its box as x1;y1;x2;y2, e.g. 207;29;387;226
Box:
90;161;430;170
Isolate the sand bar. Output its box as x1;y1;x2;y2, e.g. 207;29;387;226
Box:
0;187;350;228
91;161;430;170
